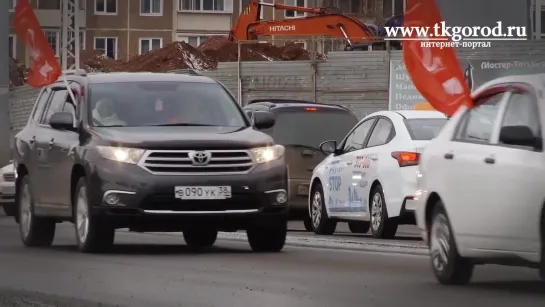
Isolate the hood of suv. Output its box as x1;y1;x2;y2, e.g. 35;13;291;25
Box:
92;126;273;149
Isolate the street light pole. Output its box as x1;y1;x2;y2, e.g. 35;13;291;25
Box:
61;0;80;70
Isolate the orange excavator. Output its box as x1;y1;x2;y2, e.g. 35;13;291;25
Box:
230;0;381;50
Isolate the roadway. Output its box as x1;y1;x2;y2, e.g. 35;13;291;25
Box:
0;213;543;307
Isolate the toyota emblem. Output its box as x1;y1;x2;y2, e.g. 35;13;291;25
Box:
189;151;211;166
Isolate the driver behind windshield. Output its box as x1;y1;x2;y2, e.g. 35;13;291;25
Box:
92;97;126;126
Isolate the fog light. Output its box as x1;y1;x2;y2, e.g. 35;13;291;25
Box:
104;193;120;205
276;191;287;204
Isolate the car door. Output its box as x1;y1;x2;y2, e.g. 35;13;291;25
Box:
351;117;396;216
35;87;69;212
327;117;377;218
21;89;51;205
482;87;544;254
443;91;507;250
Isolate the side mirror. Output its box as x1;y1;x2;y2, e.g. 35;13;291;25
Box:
499;125;541;149
49;112;75;131
320;140;337;155
253;111;275;129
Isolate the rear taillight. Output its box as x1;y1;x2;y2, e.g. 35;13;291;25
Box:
391;151;420;167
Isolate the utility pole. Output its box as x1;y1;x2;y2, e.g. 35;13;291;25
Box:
0;0;10;165
61;0;80;70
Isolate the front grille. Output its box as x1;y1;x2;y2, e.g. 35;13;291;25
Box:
139;150;255;175
140;193;260;212
2;173;14;182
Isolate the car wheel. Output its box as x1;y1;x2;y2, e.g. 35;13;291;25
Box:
18;175;56;247
74;177;115;253
310;183;337;235
370;184;398;239
348;221;370;234
303;215;313;231
183;228;218;248
430;203;473;285
3;204;16;217
247;218;287;252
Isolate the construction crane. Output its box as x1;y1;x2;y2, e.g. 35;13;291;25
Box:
230;0;379;50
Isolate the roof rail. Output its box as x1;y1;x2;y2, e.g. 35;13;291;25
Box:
62;69;87;76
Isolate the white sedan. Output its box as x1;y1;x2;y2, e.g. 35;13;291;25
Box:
412;73;545;284
309;110;447;239
0;163;16;216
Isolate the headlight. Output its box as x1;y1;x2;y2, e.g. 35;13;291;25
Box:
95;146;145;164
250;145;285;164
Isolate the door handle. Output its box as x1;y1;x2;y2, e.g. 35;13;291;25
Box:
444;153;454;159
484;157;495;164
48;138;55;147
29;136;36;145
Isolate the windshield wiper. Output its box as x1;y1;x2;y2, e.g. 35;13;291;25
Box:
151;123;217;127
284;144;321;151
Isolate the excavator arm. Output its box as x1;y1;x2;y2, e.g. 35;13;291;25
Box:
231;0;377;49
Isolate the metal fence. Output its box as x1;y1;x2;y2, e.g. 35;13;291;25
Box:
8;40;545;140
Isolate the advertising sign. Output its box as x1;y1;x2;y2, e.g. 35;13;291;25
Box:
389;59;545;111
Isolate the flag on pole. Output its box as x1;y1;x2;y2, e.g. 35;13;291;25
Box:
13;0;61;87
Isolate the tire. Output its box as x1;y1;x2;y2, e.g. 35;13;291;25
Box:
303;215;313;231
348;221;370;234
3;204;16;217
183;228;218;248
18;175;56;247
74;177;115;253
310;183;337;235
430;203;474;285
369;184;398;239
247;218;287;252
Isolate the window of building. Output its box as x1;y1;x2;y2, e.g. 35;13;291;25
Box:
139;38;163;54
383;0;405;17
95;0;117;14
43;30;60;57
9;35;16;59
179;0;225;11
9;0;16;10
141;0;162;15
177;35;216;48
94;37;118;59
285;0;306;18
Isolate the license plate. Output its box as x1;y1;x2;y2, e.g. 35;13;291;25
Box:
297;184;309;196
174;186;231;200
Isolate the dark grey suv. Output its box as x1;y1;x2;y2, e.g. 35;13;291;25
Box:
13;70;289;253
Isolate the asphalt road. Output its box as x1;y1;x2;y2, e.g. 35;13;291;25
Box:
0;214;543;307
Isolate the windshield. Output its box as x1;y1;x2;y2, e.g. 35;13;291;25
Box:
404;118;447;140
261;110;358;148
88;82;247;127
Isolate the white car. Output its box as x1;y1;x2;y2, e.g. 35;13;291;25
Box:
412;74;545;285
0;163;16;216
309;110;447;239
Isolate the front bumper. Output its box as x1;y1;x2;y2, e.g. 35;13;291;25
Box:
0;182;15;204
85;159;289;230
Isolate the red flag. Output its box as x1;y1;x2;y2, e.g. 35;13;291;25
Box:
13;0;61;87
403;0;473;116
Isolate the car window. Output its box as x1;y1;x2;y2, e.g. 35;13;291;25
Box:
259;109;358;149
62;101;76;118
404;118;447;140
31;90;51;122
41;89;68;125
366;118;394;147
500;92;541;139
457;93;504;143
88;82;247;127
343;118;375;153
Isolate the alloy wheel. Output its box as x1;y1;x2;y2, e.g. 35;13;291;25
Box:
76;186;90;244
19;183;32;238
311;191;322;228
430;213;451;272
371;192;383;230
